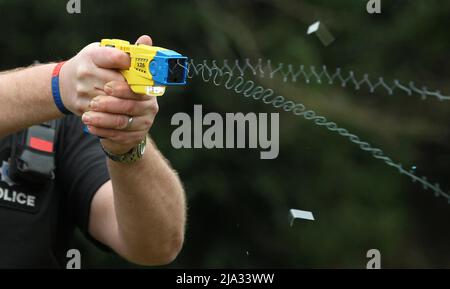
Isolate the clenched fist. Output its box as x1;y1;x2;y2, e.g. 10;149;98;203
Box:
59;35;158;154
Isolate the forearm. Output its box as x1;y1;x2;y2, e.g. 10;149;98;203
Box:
107;137;186;264
0;64;62;137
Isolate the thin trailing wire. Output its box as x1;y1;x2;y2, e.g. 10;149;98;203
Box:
191;58;450;101
178;58;450;203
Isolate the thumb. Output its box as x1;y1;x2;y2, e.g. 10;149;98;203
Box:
135;35;153;46
90;46;130;70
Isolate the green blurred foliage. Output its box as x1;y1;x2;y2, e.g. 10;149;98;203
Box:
1;0;450;268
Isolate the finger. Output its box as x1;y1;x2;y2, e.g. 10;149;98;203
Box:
82;111;154;131
78;67;125;93
93;67;126;86
89;95;158;116
135;35;153;46
90;46;131;69
104;80;153;100
76;88;104;114
86;125;147;145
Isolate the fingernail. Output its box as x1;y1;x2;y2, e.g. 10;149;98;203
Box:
89;99;98;110
82;113;91;124
104;84;114;95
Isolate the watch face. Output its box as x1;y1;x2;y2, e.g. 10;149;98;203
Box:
138;142;146;156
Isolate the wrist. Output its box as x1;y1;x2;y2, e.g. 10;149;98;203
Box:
101;137;147;164
100;137;147;155
57;59;77;115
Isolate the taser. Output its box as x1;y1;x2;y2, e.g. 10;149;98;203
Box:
100;39;188;96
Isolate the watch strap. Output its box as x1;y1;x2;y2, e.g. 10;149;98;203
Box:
101;138;146;164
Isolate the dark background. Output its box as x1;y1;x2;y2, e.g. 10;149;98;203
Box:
1;0;449;268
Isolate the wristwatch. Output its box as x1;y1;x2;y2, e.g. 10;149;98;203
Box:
101;138;147;164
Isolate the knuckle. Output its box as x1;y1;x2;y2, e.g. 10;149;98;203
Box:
150;102;159;114
83;45;96;56
76;83;89;97
93;96;107;111
144;118;153;128
109;51;124;65
76;65;91;79
124;101;136;115
114;115;128;129
116;83;132;98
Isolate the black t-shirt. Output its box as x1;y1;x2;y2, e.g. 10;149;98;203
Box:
0;115;111;268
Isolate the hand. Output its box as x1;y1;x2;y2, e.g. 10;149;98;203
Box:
80;36;159;155
58;38;132;115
